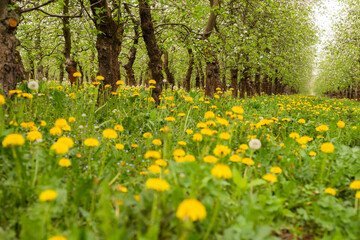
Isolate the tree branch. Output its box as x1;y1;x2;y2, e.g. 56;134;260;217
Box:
21;0;56;13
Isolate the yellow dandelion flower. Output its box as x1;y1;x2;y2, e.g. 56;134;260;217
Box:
50;127;62;136
324;188;336;196
219;132;231;140
186;129;193;135
350;180;360;190
102;129;118;139
270;166;282;174
176;199;207;221
96;75;105;81
204;111;215;119
309;151;317;157
145;178;170;192
59;158;71;167
143;132;153;139
155;159;167;167
316;125;329;133
213;145;231;157
115;143;124;150
242;158;254;166
203;155;218;163
48;236;67;240
211;164;232;179
144;150;161;159
50;142;69;155
2;133;25;147
39;190;58;202
164;116;175;122
229;155;242;162
321;142;334;153
184;155;195;162
55;118;68;129
192;133;203;142
298;119;306;124
0;94;5;105
26;131;42;142
57;136;74;148
84;138;100;147
337;121;345;128
152;139;162;146
231;106;244;114
148;164;161;174
263;173;277;183
114;124;124;132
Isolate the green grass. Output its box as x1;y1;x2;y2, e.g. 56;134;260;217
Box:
0;80;360;240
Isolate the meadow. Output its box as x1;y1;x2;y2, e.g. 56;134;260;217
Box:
0;79;360;240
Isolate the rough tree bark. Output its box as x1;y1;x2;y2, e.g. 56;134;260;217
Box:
163;51;175;87
123;3;139;86
62;0;78;85
239;68;249;98
203;0;220;98
90;0;125;91
139;0;164;105
0;1;26;95
254;70;261;96
195;65;200;88
198;60;205;89
230;68;238;98
183;48;194;92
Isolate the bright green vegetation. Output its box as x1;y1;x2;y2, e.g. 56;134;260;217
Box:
0;81;360;239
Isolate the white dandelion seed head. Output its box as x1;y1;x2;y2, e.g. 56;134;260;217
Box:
249;139;261;150
79;125;84;129
28;81;39;90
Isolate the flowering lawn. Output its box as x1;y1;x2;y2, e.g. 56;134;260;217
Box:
1;80;360;240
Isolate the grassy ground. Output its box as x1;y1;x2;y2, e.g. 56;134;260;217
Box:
0;80;360;240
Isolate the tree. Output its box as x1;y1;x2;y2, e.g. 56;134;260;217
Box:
138;0;164;105
0;0;25;95
89;0;125;90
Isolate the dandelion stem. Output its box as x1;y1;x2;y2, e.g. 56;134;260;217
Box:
319;154;328;183
150;193;158;226
203;186;221;240
355;198;358;212
12;148;22;184
32;153;39;187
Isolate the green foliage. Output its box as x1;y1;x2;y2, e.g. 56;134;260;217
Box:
0;81;360;239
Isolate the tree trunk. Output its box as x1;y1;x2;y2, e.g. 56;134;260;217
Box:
254;70;261;95
62;0;78;85
230;68;238;98
163;51;175;87
222;69;226;91
184;48;194;92
239;69;249;98
123;3;139;87
139;0;164;105
59;62;64;83
139;70;143;86
205;59;220;98
203;0;220;97
90;0;124;91
195;65;200;88
123;37;138;86
198;60;205;89
0;1;25;95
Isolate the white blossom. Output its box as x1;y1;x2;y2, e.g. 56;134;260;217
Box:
28;81;39;90
249;139;262;150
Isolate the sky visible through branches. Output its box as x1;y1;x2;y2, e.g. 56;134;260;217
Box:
311;0;343;93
